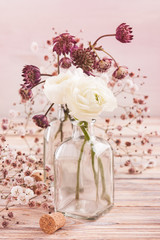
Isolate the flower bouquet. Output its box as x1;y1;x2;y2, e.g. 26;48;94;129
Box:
18;23;153;219
0;24;158;227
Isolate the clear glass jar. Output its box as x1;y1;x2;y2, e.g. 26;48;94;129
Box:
43;105;70;177
54;120;114;220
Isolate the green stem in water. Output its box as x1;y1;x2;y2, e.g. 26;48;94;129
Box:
79;122;90;141
79;122;99;200
75;139;87;200
54;121;64;142
98;157;111;204
98;157;106;194
91;147;99;201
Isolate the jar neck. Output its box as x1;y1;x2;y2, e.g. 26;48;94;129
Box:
57;104;65;121
72;120;95;140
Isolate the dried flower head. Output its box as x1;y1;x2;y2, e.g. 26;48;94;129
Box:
19;86;33;102
71;46;96;74
32;115;49;128
116;23;133;43
8;212;14;218
22;65;41;88
2;221;9;228
59;57;72;68
53;33;77;55
95;58;112;72
113;66;128;79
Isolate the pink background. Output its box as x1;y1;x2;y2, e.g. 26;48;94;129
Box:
0;0;160;116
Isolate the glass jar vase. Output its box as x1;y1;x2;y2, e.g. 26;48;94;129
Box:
43;105;71;178
54;119;114;220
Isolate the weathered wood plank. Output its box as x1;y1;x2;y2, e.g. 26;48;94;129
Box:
1;207;160;239
0;118;160;239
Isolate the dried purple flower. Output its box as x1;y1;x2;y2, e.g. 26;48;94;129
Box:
32;115;49;128
2;221;9;228
116;23;133;43
95;58;112;72
22;65;41;88
113;66;128;79
19;86;33;102
59;57;72;68
71;46;96;74
28;200;36;208
53;33;77;55
8;212;14;218
42;202;48;210
2;169;8;178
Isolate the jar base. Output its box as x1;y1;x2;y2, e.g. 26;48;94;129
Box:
57;199;113;220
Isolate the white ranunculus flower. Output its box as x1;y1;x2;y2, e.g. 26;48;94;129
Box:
65;73;117;121
44;70;73;104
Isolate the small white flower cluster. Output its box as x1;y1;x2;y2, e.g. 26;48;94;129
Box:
11;186;34;205
24;176;35;186
125;79;139;93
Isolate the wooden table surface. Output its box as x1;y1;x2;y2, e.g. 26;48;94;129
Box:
1;169;160;239
1;118;160;240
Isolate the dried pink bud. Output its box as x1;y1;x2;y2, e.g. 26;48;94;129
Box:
28;200;36;208
24;170;31;176
8;212;14;218
105;118;110;124
125;141;131;147
32;115;49;129
128;112;134;118
115;139;121;146
42;202;48;210
19;87;33;103
2;169;8;178
133;98;138;104
59;57;72;68
138;99;144;105
45;165;51;172
113;66;128;79
120;114;126;120
124;160;131;166
1;124;8;130
137;119;142;124
147;149;152;154
117;125;122;131
96;58;112;72
5;159;11;165
128;167;136;174
49;175;54;181
2;221;9;228
35;189;42;195
116;23;133;43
